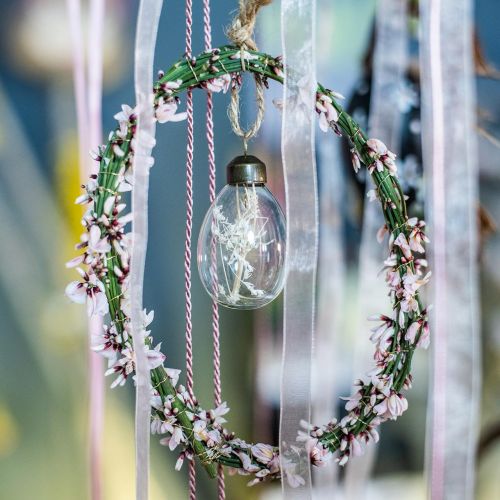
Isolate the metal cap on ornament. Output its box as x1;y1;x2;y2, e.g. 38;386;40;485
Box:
226;154;267;185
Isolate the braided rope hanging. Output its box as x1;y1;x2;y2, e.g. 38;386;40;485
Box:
202;0;226;497
226;0;270;152
184;0;197;497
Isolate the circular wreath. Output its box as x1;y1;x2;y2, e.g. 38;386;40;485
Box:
66;46;431;487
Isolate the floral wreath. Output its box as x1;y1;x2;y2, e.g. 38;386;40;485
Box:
66;46;431;487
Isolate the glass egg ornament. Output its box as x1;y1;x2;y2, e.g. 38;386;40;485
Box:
197;155;286;310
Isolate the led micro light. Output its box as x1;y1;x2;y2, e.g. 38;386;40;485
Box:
197;155;286;310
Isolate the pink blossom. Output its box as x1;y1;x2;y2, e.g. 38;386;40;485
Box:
92;323;123;361
160;425;185;451
374;391;408;420
163;79;182;93
193;419;208;442
417;322;430;349
350;148;361;173
405;320;422;344
317;94;339;132
251;443;275;464
114;104;135;124
393;233;413;260
166;368;181;387
206;74;231;93
367;138;388;156
65;269;109;316
235;451;261;473
407;218;429;253
88;225;111;254
210;402;229;425
175;452;186;471
377;224;388;243
366;138;398;174
155;97;187;123
341;391;362;412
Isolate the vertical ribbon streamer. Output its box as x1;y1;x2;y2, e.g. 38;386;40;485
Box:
420;0;480;499
66;1;105;498
88;2;105;499
131;1;163;499
345;1;408;497
279;0;317;497
313;139;345;499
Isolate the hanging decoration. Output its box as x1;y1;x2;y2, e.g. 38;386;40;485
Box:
65;0;432;491
198;155;286;309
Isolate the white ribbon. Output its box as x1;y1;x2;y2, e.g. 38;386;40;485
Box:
66;1;105;498
279;0;317;497
345;1;409;496
130;1;163;499
420;0;480;498
312;139;345;498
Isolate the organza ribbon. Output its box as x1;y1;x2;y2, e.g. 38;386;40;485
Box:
345;1;408;496
420;1;480;499
312;139;345;498
87;2;105;497
279;0;317;497
130;1;163;499
66;1;105;498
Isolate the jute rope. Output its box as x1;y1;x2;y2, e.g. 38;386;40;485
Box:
227;0;271;152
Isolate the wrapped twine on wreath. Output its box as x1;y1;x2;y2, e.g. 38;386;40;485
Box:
227;0;272;152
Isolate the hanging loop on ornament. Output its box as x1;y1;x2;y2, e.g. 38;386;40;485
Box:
228;76;265;154
226;0;271;153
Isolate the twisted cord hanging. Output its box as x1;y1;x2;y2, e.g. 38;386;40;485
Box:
227;0;271;152
203;0;225;497
185;0;196;497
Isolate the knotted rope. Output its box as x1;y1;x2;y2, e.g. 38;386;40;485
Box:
227;0;271;152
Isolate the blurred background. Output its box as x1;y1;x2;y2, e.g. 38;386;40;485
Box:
0;0;499;499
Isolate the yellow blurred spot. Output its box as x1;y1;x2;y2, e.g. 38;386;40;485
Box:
0;403;20;457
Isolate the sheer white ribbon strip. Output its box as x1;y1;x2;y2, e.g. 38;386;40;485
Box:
131;1;163;499
279;0;318;497
312;139;345;499
420;1;480;499
66;1;105;498
345;1;409;497
87;2;105;499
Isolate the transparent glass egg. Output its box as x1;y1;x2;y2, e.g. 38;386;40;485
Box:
197;183;286;309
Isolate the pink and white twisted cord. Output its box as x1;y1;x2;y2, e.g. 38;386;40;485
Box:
184;0;196;497
184;90;195;402
203;0;225;497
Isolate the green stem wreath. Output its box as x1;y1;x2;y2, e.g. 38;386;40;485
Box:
66;46;430;486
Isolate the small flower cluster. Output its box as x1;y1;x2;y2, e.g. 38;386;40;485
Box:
316;90;344;134
150;366;284;485
292;131;431;467
65;78;189;387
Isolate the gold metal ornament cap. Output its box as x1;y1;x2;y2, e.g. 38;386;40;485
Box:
226;154;267;185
